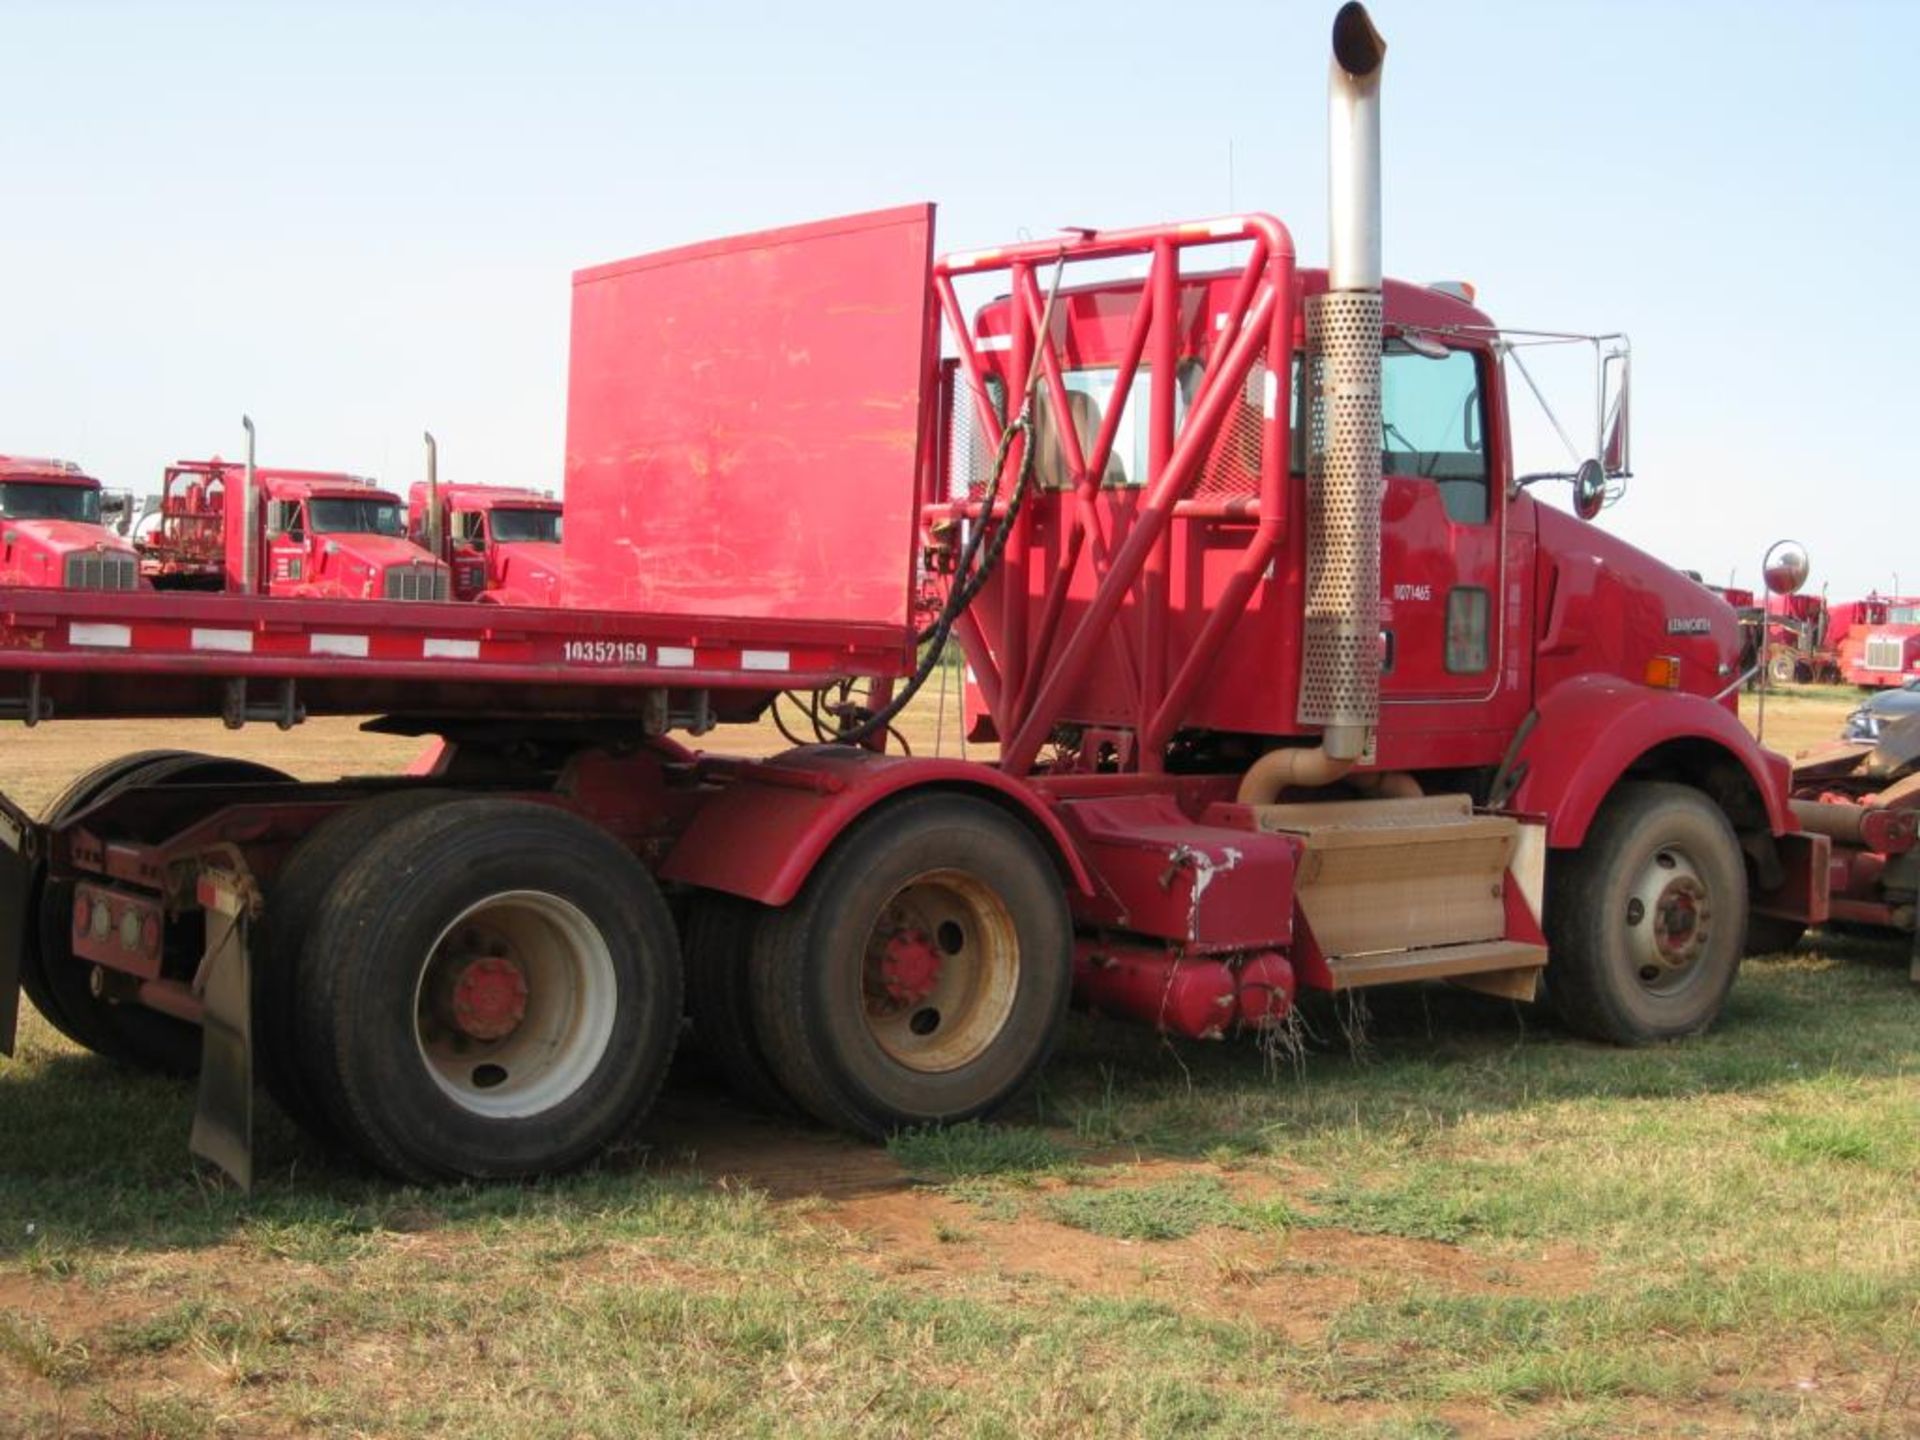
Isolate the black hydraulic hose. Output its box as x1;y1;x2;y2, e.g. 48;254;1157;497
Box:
833;411;1039;749
831;252;1066;751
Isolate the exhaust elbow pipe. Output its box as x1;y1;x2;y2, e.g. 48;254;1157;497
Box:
1236;745;1356;805
1295;2;1387;766
1328;2;1386;294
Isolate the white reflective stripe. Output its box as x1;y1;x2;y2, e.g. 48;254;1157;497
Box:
423;637;480;660
1182;218;1245;239
1263;370;1280;419
657;646;695;668
974;334;1013;353
190;628;253;654
740;649;789;672
946;249;1000;271
69;623;131;648
309;633;369;658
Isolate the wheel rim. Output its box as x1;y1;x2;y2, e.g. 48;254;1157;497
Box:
1622;844;1716;994
860;869;1020;1073
412;890;616;1119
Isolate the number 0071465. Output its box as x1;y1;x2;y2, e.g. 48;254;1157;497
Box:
562;640;649;665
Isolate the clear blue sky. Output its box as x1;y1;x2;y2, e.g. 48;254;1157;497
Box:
3;0;1914;598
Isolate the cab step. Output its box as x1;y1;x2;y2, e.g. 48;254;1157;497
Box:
1250;794;1546;1000
1324;938;1547;999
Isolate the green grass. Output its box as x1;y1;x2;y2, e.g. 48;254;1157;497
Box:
887;1120;1068;1179
0;929;1914;1437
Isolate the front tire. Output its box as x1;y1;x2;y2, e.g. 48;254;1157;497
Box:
748;795;1071;1138
294;798;681;1181
1545;781;1747;1043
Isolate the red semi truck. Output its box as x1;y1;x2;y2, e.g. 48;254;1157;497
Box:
138;460;230;590
139;455;450;601
1763;592;1841;685
0;455;142;592
1837;594;1920;688
0;6;1860;1187
407;479;563;605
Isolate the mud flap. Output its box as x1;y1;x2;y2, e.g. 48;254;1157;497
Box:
0;792;40;1057
189;869;254;1190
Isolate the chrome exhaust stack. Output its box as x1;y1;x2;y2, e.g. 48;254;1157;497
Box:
423;431;442;562
241;414;259;595
1299;1;1386;764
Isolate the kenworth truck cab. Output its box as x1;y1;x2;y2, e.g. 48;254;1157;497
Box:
407;481;563;604
0;455;141;592
1840;594;1920;688
234;469;448;601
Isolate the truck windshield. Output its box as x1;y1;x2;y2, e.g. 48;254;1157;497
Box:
489;508;562;543
0;482;102;524
1890;605;1920;626
309;498;405;536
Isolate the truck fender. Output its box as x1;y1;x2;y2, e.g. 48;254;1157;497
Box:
660;745;1093;907
1509;675;1793;848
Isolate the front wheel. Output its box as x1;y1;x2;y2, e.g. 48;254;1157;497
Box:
1545;781;1747;1044
294;797;681;1181
749;794;1072;1138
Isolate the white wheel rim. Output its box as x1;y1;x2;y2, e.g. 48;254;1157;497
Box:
411;890;616;1119
860;868;1020;1073
1623;844;1715;994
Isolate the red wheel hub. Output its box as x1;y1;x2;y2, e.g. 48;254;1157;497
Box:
876;928;943;1008
449;955;529;1040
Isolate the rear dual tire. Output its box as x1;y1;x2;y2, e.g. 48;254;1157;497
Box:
746;795;1072;1138
288;797;681;1182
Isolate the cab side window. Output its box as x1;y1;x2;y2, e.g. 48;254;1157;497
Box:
1381;345;1489;525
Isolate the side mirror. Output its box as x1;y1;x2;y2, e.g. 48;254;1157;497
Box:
1762;540;1810;597
1601;348;1631;478
1572;458;1606;521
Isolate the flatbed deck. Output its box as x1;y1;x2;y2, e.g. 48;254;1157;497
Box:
0;587;910;724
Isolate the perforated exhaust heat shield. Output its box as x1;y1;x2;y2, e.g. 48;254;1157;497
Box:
1297;289;1383;756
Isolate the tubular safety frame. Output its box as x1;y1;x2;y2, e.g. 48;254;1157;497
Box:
928;215;1298;776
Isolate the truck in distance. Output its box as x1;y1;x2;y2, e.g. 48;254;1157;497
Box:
1838;594;1920;688
407;480;562;604
0;454;142;592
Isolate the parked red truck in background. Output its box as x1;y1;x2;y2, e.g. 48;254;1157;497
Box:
137;459;230;590
242;471;447;601
137;455;449;601
0;5;1876;1191
1838;594;1920;688
0;455;142;592
407;479;562;604
1763;591;1841;685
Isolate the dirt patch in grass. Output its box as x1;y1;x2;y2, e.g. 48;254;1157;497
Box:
790;1153;1600;1352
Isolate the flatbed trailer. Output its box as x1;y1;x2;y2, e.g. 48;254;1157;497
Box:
0;588;909;726
0;5;1840;1189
